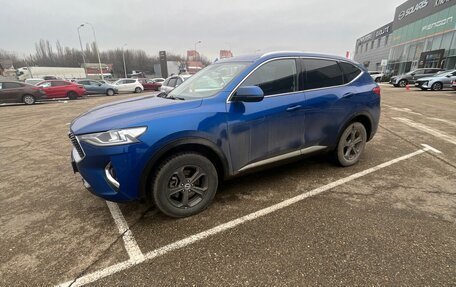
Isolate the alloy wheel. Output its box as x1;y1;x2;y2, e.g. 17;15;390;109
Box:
343;125;364;161
166;165;208;208
23;95;35;105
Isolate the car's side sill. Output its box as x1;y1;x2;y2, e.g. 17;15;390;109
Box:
238;145;327;172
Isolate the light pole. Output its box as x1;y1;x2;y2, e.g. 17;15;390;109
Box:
80;22;104;80
194;40;202;60
77;25;87;73
122;44;127;78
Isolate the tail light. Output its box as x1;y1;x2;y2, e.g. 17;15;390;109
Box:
373;86;381;96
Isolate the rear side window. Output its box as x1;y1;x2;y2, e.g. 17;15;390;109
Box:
168;78;177;87
339;62;362;84
303;59;344;90
126;80;136;84
2;82;23;89
241;59;297;96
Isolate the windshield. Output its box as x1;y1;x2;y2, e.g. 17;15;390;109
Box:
168;62;251;99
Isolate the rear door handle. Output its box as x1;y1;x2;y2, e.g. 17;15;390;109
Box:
286;105;302;112
343;92;355;98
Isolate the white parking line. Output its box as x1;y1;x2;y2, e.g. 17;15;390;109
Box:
394;117;456;145
427;117;456;128
106;201;144;261
55;145;441;287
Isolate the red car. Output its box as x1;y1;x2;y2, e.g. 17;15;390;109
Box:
138;78;165;91
37;80;86;100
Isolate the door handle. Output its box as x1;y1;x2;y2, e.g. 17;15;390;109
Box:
286;105;302;112
343;92;355;98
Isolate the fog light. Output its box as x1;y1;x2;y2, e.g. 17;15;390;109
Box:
105;162;120;189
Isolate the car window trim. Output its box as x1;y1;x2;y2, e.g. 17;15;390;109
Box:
226;56;364;103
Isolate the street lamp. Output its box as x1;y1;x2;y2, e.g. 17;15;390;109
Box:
77;24;87;72
122;44;127;78
80;22;104;80
194;40;202;60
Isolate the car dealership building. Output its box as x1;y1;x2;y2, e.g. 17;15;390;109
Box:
354;0;456;75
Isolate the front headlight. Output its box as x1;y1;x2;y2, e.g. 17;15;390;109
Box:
78;127;147;146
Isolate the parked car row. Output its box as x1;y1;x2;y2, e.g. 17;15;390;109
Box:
388;68;448;90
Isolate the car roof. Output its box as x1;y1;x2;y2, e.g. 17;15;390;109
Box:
218;51;354;64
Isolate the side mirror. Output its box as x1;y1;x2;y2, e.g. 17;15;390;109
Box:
98;83;102;86
446;75;452;78
410;73;416;76
232;86;264;102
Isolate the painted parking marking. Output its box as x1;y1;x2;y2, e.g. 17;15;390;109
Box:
55;145;441;287
106;201;144;261
427;117;456;128
394;117;456;145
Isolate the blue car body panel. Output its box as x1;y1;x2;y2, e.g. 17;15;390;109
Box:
70;52;380;202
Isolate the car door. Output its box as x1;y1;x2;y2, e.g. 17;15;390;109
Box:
443;71;456;88
78;80;91;93
51;81;68;98
89;81;102;93
301;58;355;148
37;81;53;98
115;80;127;92
0;82;21;103
411;69;426;82
226;58;305;172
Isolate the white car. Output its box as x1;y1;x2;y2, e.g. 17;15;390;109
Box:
160;74;192;94
368;71;384;82
25;78;45;85
113;78;144;93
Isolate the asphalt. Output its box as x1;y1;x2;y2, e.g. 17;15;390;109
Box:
0;86;455;286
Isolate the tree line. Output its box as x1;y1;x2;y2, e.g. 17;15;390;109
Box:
0;39;211;77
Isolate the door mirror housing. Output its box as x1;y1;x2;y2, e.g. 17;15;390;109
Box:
410;73;416;76
232;86;264;102
446;74;452;78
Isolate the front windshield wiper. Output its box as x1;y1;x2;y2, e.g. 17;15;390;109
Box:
166;95;185;101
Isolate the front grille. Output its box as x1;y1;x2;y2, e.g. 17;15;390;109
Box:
69;132;85;159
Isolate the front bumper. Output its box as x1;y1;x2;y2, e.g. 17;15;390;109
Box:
416;81;430;89
70;140;147;202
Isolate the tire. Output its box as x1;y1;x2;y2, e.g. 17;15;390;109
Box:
134;87;142;93
151;153;218;218
23;94;36;105
335;122;367;167
431;82;443;91
398;79;407;87
68;91;78;100
106;89;115;96
375;77;381;83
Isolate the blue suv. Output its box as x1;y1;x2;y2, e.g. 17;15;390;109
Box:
70;52;380;218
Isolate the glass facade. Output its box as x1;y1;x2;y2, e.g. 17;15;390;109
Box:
387;5;456;75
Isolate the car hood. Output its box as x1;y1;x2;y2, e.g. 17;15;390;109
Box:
70;95;202;134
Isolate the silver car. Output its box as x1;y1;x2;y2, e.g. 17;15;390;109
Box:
414;70;456;91
390;68;444;87
160;74;192;94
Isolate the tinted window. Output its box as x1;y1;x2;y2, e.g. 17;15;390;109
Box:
241;59;297;96
340;62;362;84
303;59;344;90
414;70;425;75
79;81;90;85
2;82;23;89
162;79;170;86
176;78;183;86
425;69;438;74
168;78;177;87
126;79;136;84
38;82;51;88
52;81;69;86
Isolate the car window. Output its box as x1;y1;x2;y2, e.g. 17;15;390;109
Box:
303;59;344;90
414;70;425;75
38;82;52;88
116;80;125;85
51;81;68;86
162;79;170;86
241;59;297;96
168;78;177;87
126;79;136;84
90;81;101;85
2;82;23;89
176;78;183;86
339;62;362;84
424;69;436;74
79;80;90;85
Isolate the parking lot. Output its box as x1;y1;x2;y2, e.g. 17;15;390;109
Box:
0;85;455;286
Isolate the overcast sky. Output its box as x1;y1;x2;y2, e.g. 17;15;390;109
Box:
0;0;405;60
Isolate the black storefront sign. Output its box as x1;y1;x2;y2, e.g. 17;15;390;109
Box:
356;22;393;45
159;51;168;79
393;0;455;30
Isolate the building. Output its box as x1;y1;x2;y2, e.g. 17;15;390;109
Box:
354;23;393;71
354;0;456;75
220;50;233;59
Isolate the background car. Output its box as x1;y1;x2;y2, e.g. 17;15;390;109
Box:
138;78;164;91
390;68;444;87
25;78;45;85
113;78;144;93
37;80;86;100
368;71;384;82
0;81;46;105
160;74;192;94
414;70;456;91
77;79;118;96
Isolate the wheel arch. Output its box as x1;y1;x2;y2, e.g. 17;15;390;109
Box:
335;112;374;149
140;137;230;201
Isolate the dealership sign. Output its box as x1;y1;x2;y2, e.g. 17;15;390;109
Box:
422;16;453;30
394;0;455;29
357;23;393;45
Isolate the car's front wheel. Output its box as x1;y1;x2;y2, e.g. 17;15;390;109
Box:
431;82;443;91
151;153;218;218
68;91;78;100
398;79;408;87
23;94;36;105
335;122;367;167
134;87;142;93
106;89;115;96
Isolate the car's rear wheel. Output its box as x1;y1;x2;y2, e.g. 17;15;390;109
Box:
151;153;218;218
23;94;36;105
375;77;381;83
431;82;443;91
106;89;115;96
398;79;408;87
335;122;367;167
134;87;142;93
68;91;78;100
